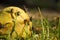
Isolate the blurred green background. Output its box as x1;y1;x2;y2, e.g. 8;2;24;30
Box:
0;0;60;11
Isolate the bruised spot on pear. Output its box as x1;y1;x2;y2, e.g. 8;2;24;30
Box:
30;17;32;21
24;20;29;25
15;11;20;16
10;8;13;13
0;23;4;29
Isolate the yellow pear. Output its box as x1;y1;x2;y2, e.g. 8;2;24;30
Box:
0;6;32;38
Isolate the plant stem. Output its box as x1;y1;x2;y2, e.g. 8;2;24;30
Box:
38;7;45;40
